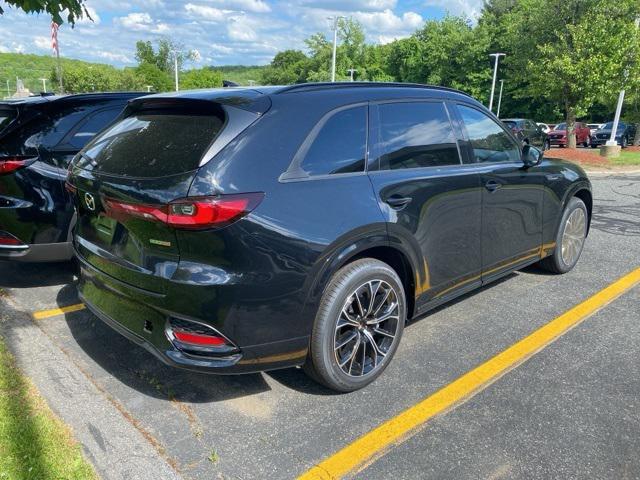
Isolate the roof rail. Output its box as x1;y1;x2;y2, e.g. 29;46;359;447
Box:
275;82;473;98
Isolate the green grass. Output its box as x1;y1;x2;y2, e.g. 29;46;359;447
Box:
0;335;97;480
611;150;640;166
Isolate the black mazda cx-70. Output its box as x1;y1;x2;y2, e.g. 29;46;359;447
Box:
66;83;592;392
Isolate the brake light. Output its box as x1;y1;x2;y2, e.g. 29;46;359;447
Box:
0;156;37;176
104;193;264;229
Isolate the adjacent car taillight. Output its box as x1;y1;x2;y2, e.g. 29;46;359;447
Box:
103;193;264;229
0;156;37;176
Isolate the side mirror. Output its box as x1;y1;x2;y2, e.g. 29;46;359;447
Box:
522;144;543;168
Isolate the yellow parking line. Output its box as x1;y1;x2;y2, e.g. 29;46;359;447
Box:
298;267;640;480
33;303;85;320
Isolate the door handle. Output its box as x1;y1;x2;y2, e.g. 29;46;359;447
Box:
385;195;412;210
485;180;502;192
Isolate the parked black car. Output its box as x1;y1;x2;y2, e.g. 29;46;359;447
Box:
501;118;549;150
67;83;592;392
0;92;143;261
590;121;637;148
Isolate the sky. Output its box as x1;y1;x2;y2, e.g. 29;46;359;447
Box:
0;0;483;67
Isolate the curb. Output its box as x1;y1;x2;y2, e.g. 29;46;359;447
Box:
0;298;181;480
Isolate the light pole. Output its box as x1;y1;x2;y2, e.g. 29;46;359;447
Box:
173;51;179;92
6;79;9;98
146;85;152;92
496;79;504;118
347;68;357;82
40;78;47;93
488;53;506;113
607;17;640;147
328;15;343;82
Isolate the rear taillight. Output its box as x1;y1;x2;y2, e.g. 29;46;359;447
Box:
167;318;237;356
0;231;26;248
104;193;264;230
0;156;37;176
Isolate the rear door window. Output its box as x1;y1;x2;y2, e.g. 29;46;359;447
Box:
78;109;225;177
299;105;367;176
374;101;460;170
0;109;16;132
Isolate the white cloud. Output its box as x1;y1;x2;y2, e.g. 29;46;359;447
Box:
227;16;258;41
184;3;231;21
76;6;101;25
354;9;423;32
116;12;154;30
426;0;483;19
96;51;134;63
33;36;51;51
299;0;397;12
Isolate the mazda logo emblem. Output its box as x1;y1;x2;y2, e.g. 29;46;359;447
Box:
84;193;96;211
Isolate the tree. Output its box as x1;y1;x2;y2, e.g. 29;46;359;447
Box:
133;63;172;92
260;50;309;85
181;68;223;89
0;0;89;25
135;38;197;75
494;0;640;147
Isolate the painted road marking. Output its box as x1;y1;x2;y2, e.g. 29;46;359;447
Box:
33;303;85;320
298;267;640;480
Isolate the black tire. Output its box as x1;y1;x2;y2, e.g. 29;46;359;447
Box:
543;139;550;151
538;197;588;274
621;136;628;148
304;258;406;392
582;138;590;148
590;144;598;149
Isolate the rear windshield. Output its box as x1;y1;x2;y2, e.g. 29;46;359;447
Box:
78;110;224;177
502;121;517;128
0;110;16;132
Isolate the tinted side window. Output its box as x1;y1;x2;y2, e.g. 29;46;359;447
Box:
300;106;366;176
376;102;460;170
67;108;122;149
458;105;520;164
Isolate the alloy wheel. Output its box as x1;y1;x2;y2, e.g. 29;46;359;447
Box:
561;208;586;266
333;280;400;377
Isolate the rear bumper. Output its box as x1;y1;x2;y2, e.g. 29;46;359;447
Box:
0;241;73;262
76;253;309;374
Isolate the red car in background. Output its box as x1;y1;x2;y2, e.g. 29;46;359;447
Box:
548;122;591;147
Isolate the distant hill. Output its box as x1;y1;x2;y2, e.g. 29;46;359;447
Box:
0;53;114;95
0;53;267;96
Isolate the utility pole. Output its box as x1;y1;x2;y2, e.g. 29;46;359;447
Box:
173;51;179;92
5;79;9;98
347;68;357;82
488;53;505;113
146;85;152;92
496;79;504;118
328;16;343;82
40;78;47;93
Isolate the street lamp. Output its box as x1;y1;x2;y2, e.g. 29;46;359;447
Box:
347;68;357;82
172;50;179;92
39;78;47;93
496;79;504;118
328;15;344;82
488;53;506;113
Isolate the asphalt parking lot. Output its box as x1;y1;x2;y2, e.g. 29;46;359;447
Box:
1;172;639;480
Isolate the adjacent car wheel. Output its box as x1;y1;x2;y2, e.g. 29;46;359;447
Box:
621;136;628;148
539;197;588;274
543;139;550;151
305;258;406;392
582;137;590;148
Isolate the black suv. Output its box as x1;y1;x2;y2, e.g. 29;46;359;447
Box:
67;84;592;392
0;92;143;262
590;121;637;148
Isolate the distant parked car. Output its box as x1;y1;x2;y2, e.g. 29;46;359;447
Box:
548;122;591;148
0;92;143;262
587;123;604;135
502;118;549;150
590;121;637;148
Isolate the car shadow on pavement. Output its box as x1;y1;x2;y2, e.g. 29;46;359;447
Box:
0;261;77;288
55;283;312;403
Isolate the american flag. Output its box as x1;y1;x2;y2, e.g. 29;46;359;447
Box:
51;21;59;56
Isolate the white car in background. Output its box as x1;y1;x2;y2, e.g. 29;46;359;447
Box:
587;123;605;135
537;122;551;133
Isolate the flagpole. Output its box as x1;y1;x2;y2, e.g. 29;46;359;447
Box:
51;21;64;93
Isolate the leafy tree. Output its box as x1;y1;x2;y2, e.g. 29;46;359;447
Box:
135;38;197;75
0;0;89;25
260;50;309;84
133;63;172;92
181;68;223;89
